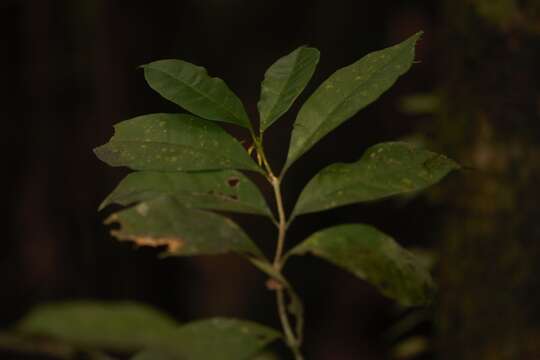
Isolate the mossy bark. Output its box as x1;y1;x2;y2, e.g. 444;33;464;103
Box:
436;1;540;359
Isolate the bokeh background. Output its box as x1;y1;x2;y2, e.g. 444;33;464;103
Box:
2;0;540;359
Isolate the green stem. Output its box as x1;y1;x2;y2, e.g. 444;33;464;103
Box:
251;132;305;360
272;177;304;360
271;175;286;268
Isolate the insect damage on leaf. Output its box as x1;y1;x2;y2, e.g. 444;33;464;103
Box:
106;214;185;253
227;177;240;187
114;233;185;253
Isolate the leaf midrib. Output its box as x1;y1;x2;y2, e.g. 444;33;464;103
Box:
113;187;269;215
296;164;416;213
261;49;315;128
110;139;255;170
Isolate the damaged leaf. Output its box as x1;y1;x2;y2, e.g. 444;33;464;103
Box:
284;32;422;171
99;170;272;217
142;60;251;129
293;142;459;215
289;224;436;306
106;197;263;258
94;113;260;173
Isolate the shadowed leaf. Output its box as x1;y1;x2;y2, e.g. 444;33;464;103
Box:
94;113;260;173
106;197;263;258
258;46;320;132
18;302;279;360
142;60;251;128
132;350;184;360
289;224;436;306
160;318;280;360
284;32;422;171
99;170;272;217
293;142;459;215
18;301;177;352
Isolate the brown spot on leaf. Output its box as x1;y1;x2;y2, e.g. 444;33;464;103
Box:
227;177;240;187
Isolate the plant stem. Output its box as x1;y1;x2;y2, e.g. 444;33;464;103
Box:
271;175;304;360
271;175;286;268
251;134;305;360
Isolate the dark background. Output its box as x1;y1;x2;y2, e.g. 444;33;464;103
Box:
2;1;539;359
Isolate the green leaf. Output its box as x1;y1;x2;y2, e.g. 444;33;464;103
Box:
289;224;436;306
94;114;260;173
106;197;263;258
293;142;459;215
142;60;251;129
132;350;185;360
160;318;280;360
284;32;422;171
99;170;272;217
258;46;320;132
18;302;280;360
250;352;280;360
18;301;178;352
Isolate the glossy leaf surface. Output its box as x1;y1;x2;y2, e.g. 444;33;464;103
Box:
106;197;263;258
289;224;436;306
294;142;459;215
94;114;260;173
285;32;422;170
142;60;251;128
99;170;271;217
258;46;320;132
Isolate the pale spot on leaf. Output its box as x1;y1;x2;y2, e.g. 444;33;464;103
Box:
136;203;149;216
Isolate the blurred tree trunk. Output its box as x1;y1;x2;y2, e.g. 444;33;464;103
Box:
436;1;540;359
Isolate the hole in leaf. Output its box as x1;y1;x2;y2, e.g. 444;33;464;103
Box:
227;177;240;187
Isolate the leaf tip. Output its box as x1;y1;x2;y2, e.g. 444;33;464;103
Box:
97;199;109;211
93;144;106;161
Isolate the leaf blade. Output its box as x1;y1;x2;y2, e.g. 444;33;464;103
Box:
142;60;251;128
258;46;320;132
99;170;272;217
284;32;422;170
294;142;459;215
94;113;260;173
18;301;178;352
18;302;279;360
289;224;436;306
163;318;280;360
106;197;263;258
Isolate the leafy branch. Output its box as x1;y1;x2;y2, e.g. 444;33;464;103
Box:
6;31;460;360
